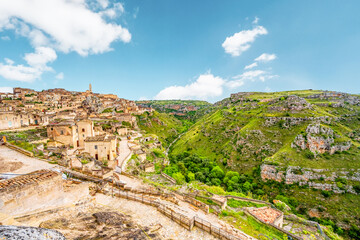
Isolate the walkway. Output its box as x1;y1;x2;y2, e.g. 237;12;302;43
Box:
0;146;53;175
116;137;132;171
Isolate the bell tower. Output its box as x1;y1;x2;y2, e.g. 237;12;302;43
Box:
89;83;92;93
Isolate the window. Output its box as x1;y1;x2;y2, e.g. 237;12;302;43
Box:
94;145;98;150
82;128;85;132
60;130;64;135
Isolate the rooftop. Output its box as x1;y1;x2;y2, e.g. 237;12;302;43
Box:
248;206;282;224
0;169;60;192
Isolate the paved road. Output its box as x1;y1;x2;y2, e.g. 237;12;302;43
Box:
117;137;131;170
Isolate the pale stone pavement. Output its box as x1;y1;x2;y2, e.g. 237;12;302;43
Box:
0;146;54;175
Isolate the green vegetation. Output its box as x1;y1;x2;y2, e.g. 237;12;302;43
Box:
136;111;186;147
140;90;360;239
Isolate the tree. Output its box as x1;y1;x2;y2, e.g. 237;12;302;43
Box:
173;172;185;184
242;181;252;192
187;172;195;182
210;166;225;179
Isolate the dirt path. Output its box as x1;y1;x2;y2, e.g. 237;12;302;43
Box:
0;146;54;175
96;194;217;240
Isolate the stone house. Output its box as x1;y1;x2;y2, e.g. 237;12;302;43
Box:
117;127;128;136
0;112;40;130
76;119;94;148
47;121;78;147
84;135;117;161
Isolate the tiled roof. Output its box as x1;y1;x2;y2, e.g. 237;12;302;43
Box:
248;207;282;224
0;169;60;192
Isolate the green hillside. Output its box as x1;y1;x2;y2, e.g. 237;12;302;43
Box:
171;90;360;172
164;90;360;238
136;111;186;147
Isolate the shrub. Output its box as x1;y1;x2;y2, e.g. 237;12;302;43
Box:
172;172;185;184
321;190;332;197
305;150;315;159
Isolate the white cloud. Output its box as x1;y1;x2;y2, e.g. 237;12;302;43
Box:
24;47;57;70
255;53;277;62
100;3;125;19
244;62;257;70
0;0;131;82
0;47;57;82
222;25;268;57
1;36;10;41
252;17;259;24
4;58;14;65
55;72;64;80
155;73;225;100
0;0;131;56
0;87;13;93
97;0;109;9
227;70;277;88
0;63;42;82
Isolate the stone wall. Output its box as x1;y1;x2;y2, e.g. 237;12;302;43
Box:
0;170;89;216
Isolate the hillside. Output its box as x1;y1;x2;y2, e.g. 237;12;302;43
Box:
136;100;212;122
136;111;186;148
166;90;360;237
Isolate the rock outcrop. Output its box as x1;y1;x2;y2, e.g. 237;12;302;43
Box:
0;226;66;240
291;123;351;155
260;164;360;194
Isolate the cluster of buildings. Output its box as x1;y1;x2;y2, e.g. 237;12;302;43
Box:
0;85;153;164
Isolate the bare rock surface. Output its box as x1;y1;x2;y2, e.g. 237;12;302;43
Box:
0;225;65;240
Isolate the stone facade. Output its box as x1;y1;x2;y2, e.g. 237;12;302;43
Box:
84;135;117;161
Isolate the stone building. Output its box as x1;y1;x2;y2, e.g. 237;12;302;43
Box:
0;112;41;130
47;121;78;147
84;135;117;161
77;119;94;148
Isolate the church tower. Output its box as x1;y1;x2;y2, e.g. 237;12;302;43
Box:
89;83;92;92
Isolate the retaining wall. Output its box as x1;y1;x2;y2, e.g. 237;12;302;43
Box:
161;172;176;184
245;209;302;240
5;143;34;157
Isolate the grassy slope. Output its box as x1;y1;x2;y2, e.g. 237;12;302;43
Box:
168;90;360;234
136;111;185;147
171;90;360;172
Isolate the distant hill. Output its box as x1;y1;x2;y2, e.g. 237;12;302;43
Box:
136;100;212;121
147;90;360;234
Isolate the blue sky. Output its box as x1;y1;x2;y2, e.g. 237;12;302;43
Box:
0;0;359;102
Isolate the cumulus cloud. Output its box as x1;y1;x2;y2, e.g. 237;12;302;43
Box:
0;0;131;82
155;73;225;100
100;3;125;19
222;26;268;57
24;47;57;70
0;87;13;93
154;69;279;100
0;47;57;82
244;62;258;70
255;53;277;62
0;0;131;56
226;70;278;89
97;0;109;9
